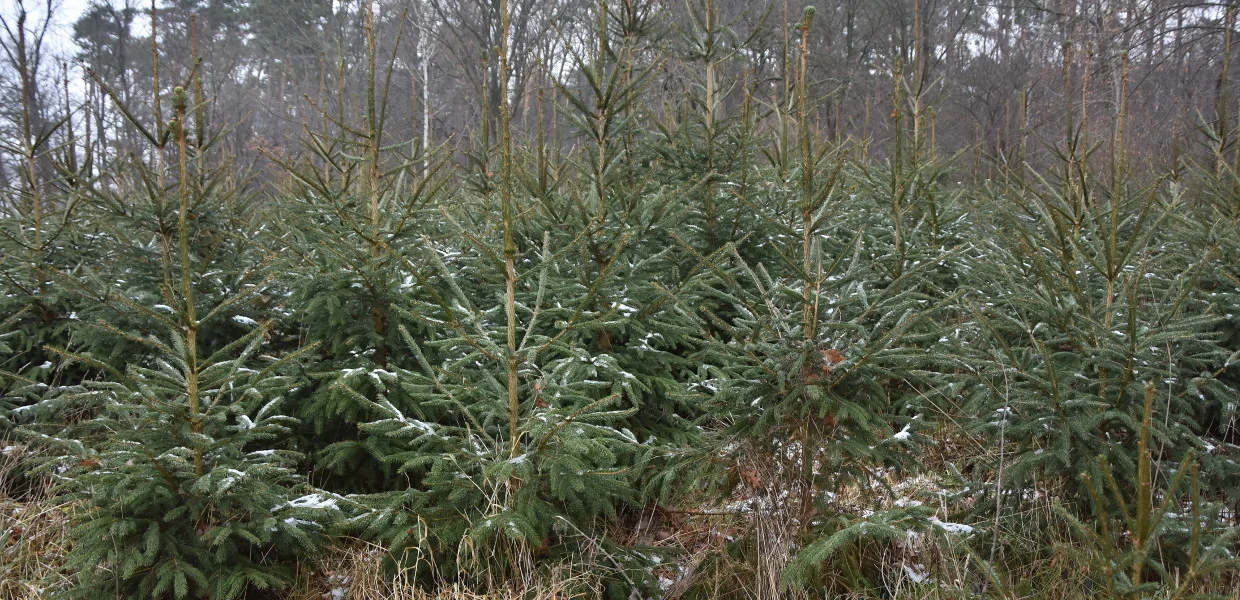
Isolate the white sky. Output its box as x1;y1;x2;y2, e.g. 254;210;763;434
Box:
2;0;99;57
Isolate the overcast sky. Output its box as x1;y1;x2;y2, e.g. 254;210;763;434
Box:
2;0;95;57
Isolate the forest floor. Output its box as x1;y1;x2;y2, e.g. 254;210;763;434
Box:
6;439;1240;600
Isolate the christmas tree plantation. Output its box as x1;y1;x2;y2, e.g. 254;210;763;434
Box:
2;2;1240;599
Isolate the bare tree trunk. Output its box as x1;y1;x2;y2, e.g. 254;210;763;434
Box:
416;0;435;178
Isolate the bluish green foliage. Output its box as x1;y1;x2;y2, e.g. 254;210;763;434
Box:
25;316;332;600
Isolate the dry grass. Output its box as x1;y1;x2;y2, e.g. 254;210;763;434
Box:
0;443;75;600
284;539;604;600
4;434;1239;600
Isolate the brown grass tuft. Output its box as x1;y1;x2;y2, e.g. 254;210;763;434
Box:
284;538;600;600
0;443;75;599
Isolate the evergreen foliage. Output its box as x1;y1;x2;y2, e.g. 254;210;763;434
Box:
961;170;1238;511
13;69;334;598
3;2;1240;598
28;316;331;600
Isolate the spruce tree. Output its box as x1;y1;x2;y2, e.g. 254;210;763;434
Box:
960;159;1236;515
273;2;711;595
677;9;965;593
19;52;332;598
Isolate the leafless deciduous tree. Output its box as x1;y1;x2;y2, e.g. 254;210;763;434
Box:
0;0;1231;188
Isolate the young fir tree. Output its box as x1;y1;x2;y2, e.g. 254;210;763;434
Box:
266;110;449;494
650;0;766;254
1053;383;1239;598
959;135;1237;519
1180;122;1240;509
539;0;711;443
678;9;965;594
293;1;710;595
0;53;85;440
257;0;458;495
19;44;333;598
